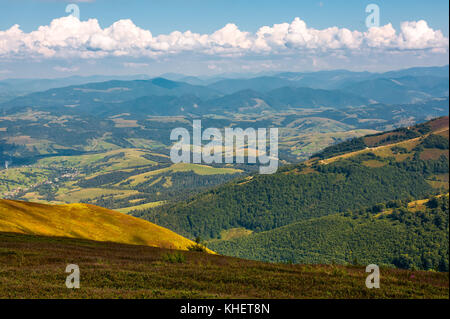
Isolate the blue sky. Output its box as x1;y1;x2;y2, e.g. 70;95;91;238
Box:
0;0;448;78
1;0;448;35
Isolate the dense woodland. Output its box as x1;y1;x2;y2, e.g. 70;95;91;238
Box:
208;195;449;271
135;153;447;239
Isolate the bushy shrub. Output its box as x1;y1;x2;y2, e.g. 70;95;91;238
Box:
162;252;186;263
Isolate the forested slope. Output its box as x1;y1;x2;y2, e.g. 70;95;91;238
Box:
134;117;449;241
208;195;449;271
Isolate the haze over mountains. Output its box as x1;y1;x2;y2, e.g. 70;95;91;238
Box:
1;65;448;115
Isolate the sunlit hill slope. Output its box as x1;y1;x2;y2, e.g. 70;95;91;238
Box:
0;199;211;252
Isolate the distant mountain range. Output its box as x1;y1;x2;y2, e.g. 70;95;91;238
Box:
1;65;448;114
0;74;152;103
1;65;448;118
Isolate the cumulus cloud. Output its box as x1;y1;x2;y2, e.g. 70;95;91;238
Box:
0;16;448;60
53;65;79;72
398;20;448;50
123;62;149;68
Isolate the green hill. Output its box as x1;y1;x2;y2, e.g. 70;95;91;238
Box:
208;194;449;271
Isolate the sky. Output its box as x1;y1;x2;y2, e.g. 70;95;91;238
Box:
0;0;449;79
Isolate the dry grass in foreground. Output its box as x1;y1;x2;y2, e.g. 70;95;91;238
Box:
0;232;448;299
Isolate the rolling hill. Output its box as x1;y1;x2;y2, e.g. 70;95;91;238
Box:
207;76;294;94
208;66;449;93
340;76;449;104
0;78;220;115
0;199;211;252
267;86;369;108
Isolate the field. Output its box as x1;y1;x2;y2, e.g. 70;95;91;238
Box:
117;163;242;187
280;128;379;159
116;201;165;214
1;148;244;210
0;232;448;299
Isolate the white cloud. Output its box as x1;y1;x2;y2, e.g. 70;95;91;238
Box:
53;66;79;72
123;62;149;68
365;23;397;48
398;20;448;50
0;16;448;60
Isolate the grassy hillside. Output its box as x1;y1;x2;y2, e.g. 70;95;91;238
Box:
0;232;447;299
208;195;449;271
0;199;211;252
314;116;449;160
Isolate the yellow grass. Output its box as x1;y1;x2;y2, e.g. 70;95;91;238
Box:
56;188;139;203
111;118;142;128
163;176;173;188
115;201;166;214
426;174;449;190
118;163;242;186
322;120;449;166
38;148;156;172
219;228;253;240
0;199;213;252
407;199;429;212
427;180;449;189
437;129;449;138
362;160;386;168
375;194;449;217
420;149;449;161
319;137;422;165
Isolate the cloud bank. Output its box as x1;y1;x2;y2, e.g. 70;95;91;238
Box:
0;16;448;60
